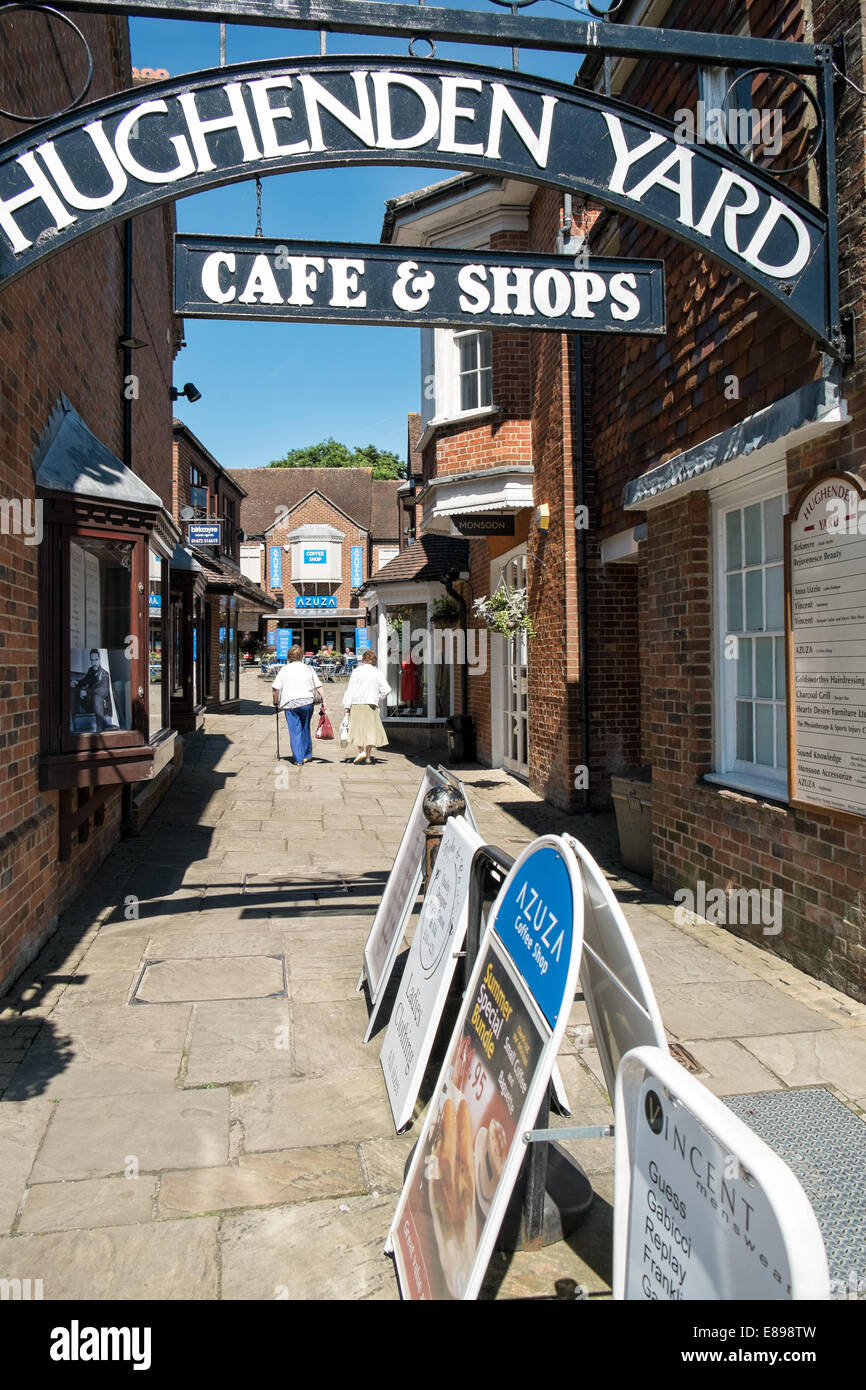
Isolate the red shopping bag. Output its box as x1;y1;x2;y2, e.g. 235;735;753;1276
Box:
315;709;334;740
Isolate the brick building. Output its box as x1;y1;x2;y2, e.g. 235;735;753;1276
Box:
171;421;276;723
383;0;866;1002
0;16;182;994
232;466;402;657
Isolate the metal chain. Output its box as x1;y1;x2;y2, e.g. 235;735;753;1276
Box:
255;177;263;238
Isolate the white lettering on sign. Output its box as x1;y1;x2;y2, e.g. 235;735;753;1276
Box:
602;113;811;278
514;880;564;965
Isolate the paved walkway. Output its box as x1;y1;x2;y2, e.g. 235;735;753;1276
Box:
1;671;865;1300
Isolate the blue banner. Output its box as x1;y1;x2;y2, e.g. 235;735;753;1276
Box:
276;628;291;660
356;627;371;651
351;546;363;588
269;546;282;589
491;844;575;1028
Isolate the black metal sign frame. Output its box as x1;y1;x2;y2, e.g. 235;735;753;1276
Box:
0;53;838;350
174;234;667;334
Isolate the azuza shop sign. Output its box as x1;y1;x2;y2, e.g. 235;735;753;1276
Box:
0;58;830;346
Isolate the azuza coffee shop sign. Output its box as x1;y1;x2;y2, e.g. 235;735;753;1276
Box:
0;57;830;346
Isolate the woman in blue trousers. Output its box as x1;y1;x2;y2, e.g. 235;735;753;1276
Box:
271;644;323;764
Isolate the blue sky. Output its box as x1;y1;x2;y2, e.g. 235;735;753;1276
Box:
129;2;594;469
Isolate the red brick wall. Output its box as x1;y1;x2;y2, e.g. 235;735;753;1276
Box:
576;0;866;999
260;492;369;617
0;17;176;993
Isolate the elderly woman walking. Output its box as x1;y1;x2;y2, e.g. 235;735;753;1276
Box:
272;644;323;764
343;649;390;764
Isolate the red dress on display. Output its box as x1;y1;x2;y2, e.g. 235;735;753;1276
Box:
401;657;421;704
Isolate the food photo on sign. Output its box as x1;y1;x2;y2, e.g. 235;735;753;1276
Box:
391;938;546;1300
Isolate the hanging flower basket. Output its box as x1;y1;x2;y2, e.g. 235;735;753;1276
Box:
431;594;463;627
473;585;534;639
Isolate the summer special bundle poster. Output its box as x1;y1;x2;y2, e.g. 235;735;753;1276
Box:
394;937;545;1299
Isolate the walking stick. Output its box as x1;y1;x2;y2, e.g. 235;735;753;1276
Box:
275;704;281;760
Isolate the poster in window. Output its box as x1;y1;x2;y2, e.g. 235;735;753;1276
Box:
69;542;86;649
69;647;121;733
84;548;101;649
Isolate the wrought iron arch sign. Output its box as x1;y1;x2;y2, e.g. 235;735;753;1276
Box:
0;55;833;348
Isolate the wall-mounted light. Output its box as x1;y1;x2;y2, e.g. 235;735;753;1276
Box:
536;503;550;531
117;335;148;350
170;382;202;403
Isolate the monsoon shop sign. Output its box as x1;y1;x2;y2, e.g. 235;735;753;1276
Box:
0;58;830;345
175;235;666;334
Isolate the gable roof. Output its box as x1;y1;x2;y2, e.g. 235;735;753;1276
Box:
365;533;469;586
231;466;401;539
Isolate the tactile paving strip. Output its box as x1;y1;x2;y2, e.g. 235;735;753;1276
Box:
724;1087;866;1284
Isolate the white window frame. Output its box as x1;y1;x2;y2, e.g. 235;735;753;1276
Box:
709;464;789;800
423;327;497;429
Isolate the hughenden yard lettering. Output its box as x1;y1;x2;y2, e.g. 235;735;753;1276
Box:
0;59;828;343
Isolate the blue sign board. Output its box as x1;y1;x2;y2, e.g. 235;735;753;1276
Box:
351;546;363;588
276;628;291;660
269;545;283;589
295;595;337;608
491;843;574;1028
149;592;162;615
356;627;371;652
303;548;327;564
188;521;221;547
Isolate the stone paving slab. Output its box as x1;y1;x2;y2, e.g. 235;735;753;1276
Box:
158;1144;365;1217
219;1194;398;1301
0;1100;54;1231
30;1090;230;1183
18;1175;158;1233
680;1038;785;1096
237;1072;393;1152
654;980;837;1040
738;1027;866;1094
0;1219;219;1300
135;955;285;1004
184;999;292;1085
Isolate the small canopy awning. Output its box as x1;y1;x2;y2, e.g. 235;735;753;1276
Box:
34;394;164;509
622;376;849;512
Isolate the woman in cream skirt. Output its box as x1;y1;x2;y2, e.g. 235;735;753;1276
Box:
343;649;391;763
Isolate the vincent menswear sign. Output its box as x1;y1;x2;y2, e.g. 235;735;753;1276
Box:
175;235;666;335
613;1046;828;1301
0;57;830;346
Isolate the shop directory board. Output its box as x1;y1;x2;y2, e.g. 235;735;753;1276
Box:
359;766;478;1043
787;472;866;818
381;816;484;1132
613;1047;828;1301
387;836;583;1300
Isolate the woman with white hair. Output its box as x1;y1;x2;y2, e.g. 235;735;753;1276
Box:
343;650;391;764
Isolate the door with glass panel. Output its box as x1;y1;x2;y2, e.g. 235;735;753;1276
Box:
495;549;529;778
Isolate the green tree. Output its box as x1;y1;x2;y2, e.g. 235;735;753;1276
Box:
268;438;404;480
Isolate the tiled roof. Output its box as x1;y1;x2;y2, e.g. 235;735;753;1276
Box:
366;534;469;586
232;467;401;540
371;479;401;538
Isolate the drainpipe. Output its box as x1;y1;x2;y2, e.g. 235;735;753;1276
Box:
573;336;590;811
121;217;134;832
442;571;468;720
122;220;133;469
